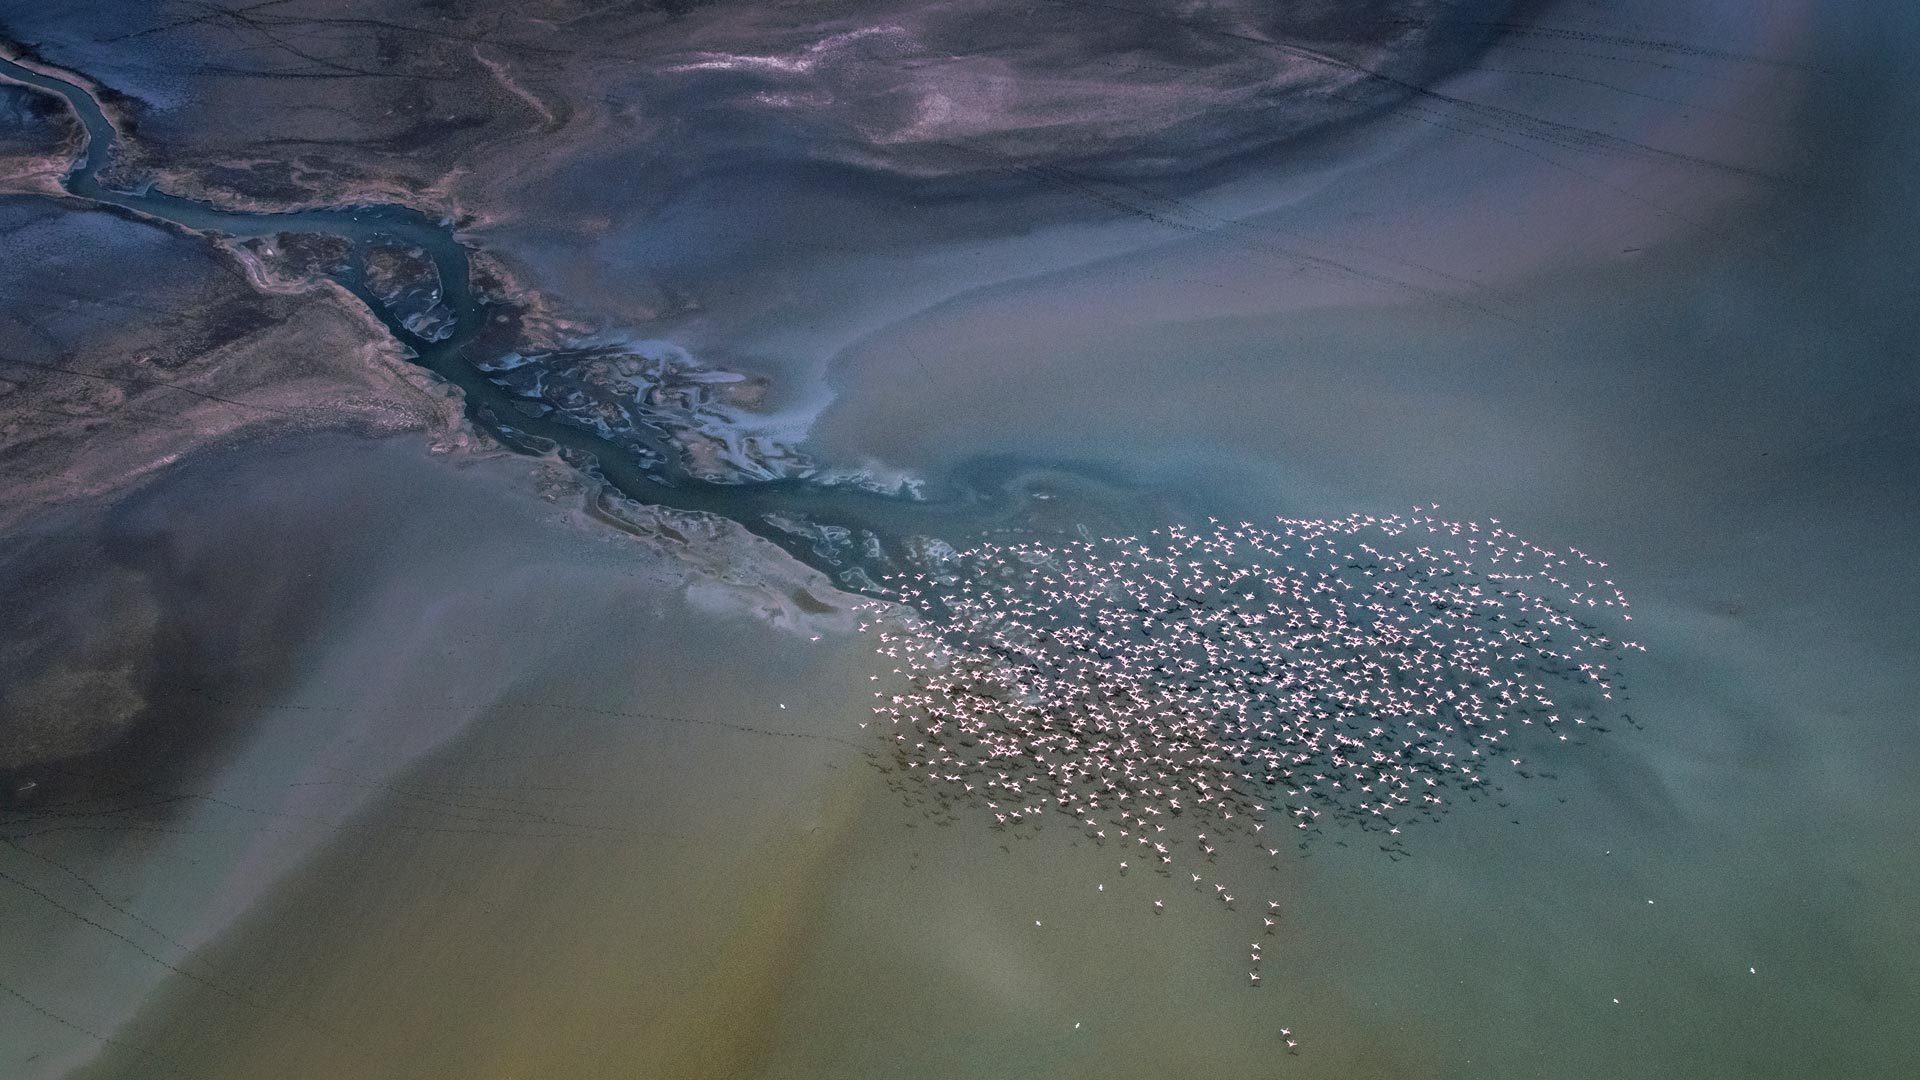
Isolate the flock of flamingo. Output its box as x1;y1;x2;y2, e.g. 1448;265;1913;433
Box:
856;507;1641;1047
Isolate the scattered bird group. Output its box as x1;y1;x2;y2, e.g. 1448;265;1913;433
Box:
857;508;1639;1047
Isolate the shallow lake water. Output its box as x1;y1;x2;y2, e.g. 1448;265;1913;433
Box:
3;0;1917;1077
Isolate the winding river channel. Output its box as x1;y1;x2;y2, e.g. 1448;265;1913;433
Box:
0;49;1178;588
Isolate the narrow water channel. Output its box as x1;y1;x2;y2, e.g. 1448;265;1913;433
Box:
0;49;1181;588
